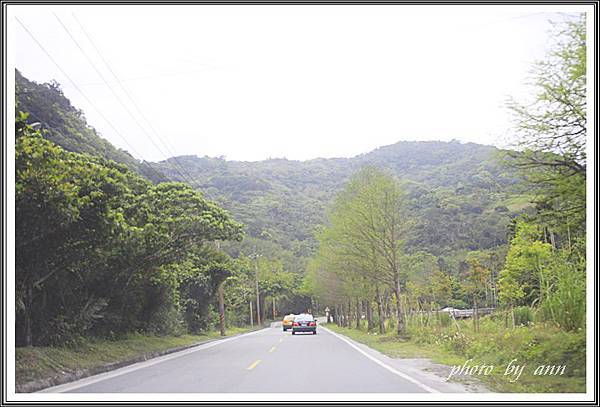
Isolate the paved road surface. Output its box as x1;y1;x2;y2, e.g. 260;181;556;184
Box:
41;323;470;393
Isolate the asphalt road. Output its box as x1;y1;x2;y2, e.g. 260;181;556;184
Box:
41;323;467;393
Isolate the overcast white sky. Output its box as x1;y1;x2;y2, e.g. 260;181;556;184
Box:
9;5;588;162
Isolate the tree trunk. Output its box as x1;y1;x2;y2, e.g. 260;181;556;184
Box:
375;288;385;334
259;297;265;325
347;300;352;328
355;299;361;330
249;300;254;326
384;295;390;319
510;304;515;329
473;298;479;332
365;299;374;332
394;285;405;335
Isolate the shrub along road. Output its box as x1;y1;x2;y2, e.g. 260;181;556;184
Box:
39;322;479;393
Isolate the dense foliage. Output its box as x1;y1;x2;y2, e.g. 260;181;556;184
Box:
305;16;586;341
498;14;586;332
152;142;527;280
16;115;244;346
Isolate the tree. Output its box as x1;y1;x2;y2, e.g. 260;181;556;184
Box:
308;167;411;334
15;114;244;345
405;252;452;325
464;251;492;332
499;15;587;333
498;222;553;307
498;220;585;331
506;15;586;238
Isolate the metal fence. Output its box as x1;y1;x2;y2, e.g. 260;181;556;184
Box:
443;307;496;319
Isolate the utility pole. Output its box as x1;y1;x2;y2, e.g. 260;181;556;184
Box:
272;297;276;320
218;283;226;336
249;300;253;326
254;256;261;326
214;241;226;336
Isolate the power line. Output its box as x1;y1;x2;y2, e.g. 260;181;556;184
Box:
52;13;194;186
74;69;213;87
15;17;162;179
71;12;198;187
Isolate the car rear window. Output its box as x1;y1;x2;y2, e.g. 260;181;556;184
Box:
294;315;314;322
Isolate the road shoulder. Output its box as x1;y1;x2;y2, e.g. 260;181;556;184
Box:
19;327;266;393
321;325;490;393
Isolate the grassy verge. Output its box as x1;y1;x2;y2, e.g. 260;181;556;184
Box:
324;317;585;393
16;326;253;387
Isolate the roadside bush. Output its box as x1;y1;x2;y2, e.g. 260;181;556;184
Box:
438;312;452;327
514;306;535;326
145;306;185;337
43;316;85;348
386;318;396;332
538;258;586;331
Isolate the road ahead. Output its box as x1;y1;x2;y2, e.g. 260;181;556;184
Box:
41;324;472;393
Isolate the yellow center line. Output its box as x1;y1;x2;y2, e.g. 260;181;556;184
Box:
279;338;284;343
269;346;277;353
246;359;261;370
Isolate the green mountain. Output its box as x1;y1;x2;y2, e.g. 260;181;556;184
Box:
152;142;525;264
16;70;529;275
15;70;167;181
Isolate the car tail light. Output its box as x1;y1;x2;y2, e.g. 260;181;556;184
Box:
293;322;299;326
309;322;316;326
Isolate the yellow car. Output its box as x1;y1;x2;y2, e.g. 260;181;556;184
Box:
282;314;295;331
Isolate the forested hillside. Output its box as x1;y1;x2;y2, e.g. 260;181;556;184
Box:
153;141;527;274
16;69;532;297
16;69;529;282
15;70;167;181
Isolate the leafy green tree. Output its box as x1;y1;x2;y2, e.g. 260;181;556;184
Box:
498;220;585;331
16;117;142;345
405;252;451;311
255;257;295;319
223;256;256;326
177;248;233;333
464;251;492;332
498;222;553;307
15;114;244;345
506;15;586;239
308;167;411;334
15;70;166;180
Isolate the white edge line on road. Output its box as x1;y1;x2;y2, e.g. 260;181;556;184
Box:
38;327;270;393
321;326;440;394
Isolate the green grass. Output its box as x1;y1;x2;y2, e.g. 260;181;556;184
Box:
324;317;585;393
16;326;253;387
